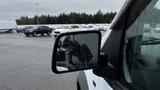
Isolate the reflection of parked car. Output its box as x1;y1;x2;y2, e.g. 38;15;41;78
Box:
143;27;150;33
24;26;52;37
154;28;160;33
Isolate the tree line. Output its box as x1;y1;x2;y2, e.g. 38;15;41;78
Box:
16;10;117;25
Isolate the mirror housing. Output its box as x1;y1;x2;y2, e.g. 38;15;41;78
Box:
52;30;101;74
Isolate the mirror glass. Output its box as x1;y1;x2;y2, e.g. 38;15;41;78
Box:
55;33;99;72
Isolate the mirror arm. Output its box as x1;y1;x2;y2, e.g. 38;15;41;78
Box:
93;52;113;75
93;53;114;85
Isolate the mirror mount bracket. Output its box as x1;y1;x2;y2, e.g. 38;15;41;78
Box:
93;53;113;76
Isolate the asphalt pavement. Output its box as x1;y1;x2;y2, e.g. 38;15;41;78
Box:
0;33;78;90
0;31;106;90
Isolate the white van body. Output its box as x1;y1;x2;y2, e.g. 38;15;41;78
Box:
0;21;17;32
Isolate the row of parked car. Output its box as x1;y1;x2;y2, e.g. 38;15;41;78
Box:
17;24;109;37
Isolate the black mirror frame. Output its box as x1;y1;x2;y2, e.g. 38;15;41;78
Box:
52;30;101;74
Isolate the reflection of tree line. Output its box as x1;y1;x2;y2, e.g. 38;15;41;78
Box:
56;36;93;69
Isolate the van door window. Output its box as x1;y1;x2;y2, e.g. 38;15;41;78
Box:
124;0;160;90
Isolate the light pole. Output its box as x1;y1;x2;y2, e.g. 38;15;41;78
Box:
36;2;39;25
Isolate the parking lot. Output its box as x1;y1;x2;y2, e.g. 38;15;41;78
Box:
0;30;106;90
0;33;79;90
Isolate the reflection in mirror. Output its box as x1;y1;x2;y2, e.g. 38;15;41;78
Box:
56;33;99;72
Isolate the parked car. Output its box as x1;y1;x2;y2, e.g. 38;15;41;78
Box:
53;26;71;37
79;25;96;31
24;26;52;37
17;26;31;33
53;25;81;37
70;25;80;29
16;28;23;33
52;0;160;90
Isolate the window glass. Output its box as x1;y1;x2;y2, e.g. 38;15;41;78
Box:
124;0;160;90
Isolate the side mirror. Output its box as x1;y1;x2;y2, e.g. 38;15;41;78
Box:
52;30;101;74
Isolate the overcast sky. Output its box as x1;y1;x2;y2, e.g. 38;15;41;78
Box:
0;0;125;21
